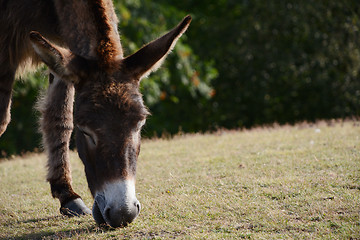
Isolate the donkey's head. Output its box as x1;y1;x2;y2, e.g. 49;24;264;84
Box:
30;15;191;228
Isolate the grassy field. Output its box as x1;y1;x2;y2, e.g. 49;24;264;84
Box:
0;121;359;239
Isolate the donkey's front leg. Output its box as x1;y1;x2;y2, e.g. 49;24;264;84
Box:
39;72;91;216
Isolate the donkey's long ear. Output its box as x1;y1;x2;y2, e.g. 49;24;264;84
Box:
122;15;192;80
30;31;71;77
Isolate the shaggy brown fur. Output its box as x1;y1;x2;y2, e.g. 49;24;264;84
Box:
37;73;78;206
0;0;123;212
0;0;191;227
53;0;122;66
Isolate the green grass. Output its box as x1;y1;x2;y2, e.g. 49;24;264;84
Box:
0;121;359;239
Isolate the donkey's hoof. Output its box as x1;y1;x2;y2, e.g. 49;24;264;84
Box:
60;198;92;217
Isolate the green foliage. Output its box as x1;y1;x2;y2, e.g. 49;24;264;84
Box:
170;0;360;128
1;0;360;155
0;69;47;157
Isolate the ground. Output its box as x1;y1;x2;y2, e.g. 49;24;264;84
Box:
0;120;359;239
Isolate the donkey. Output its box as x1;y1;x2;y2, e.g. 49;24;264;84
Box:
0;0;191;228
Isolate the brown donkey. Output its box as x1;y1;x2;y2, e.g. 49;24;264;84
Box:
0;0;191;227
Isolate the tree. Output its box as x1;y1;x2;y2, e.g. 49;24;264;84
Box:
167;0;360;128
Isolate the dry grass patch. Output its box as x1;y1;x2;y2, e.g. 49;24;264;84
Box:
0;121;359;239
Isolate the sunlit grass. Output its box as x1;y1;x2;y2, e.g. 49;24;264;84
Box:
0;121;359;239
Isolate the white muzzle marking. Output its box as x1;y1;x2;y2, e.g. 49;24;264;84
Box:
101;179;136;212
94;179;140;227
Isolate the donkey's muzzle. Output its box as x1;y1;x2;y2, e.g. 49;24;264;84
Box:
105;200;141;228
93;189;141;228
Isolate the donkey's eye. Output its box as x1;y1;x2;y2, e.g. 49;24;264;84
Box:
78;126;97;147
83;132;96;146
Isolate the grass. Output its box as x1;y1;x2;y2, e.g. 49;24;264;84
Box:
0;120;359;239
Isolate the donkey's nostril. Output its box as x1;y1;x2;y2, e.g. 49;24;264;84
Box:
104;207;111;222
135;201;141;215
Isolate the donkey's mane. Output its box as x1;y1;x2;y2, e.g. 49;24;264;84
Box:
89;0;121;69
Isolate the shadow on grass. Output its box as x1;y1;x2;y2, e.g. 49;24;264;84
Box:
0;215;61;228
2;215;188;239
1;216;97;240
2;227;97;240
